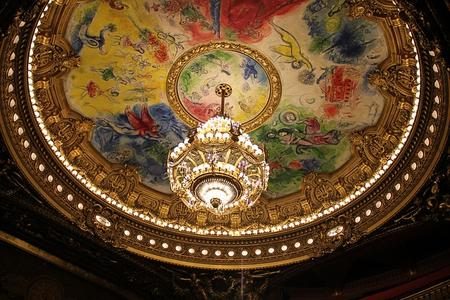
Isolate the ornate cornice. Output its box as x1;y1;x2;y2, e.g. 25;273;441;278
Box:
403;279;450;300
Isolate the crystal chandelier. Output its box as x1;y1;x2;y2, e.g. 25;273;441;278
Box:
168;84;270;215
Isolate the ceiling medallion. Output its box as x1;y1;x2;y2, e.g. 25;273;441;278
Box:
0;0;448;269
168;83;270;215
166;41;282;132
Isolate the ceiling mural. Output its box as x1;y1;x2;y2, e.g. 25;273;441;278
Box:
1;0;448;269
63;0;386;197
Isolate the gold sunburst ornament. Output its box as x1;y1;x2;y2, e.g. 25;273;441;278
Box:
168;84;270;215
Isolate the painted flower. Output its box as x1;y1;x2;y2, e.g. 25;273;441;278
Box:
288;160;303;170
155;45;168;62
269;161;283;171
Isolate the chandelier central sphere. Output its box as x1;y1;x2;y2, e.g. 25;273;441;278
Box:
168;84;270;215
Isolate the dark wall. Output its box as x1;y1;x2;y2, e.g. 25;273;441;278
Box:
0;241;125;300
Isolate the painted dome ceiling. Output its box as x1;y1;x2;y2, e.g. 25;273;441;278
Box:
64;0;388;198
0;0;448;269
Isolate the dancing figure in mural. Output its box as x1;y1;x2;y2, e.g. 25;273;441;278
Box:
156;30;187;56
114;35;147;54
301;118;341;145
242;59;258;80
117;18;169;62
270;21;313;71
270;117;341;153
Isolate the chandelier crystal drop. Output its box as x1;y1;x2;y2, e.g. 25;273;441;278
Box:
168;84;270;215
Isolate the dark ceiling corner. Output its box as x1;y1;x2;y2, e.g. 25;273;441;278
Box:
0;0;36;37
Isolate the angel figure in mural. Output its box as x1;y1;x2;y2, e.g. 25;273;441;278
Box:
97;105;160;140
96;104;187;142
92;104;187;187
270;21;313;71
125;105;160;137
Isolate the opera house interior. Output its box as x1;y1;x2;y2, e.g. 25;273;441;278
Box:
0;0;449;299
